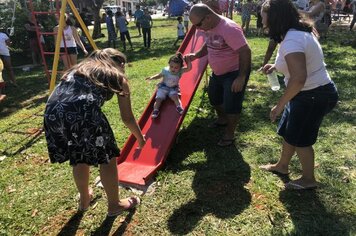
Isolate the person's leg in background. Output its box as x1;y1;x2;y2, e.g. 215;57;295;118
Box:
350;13;356;31
0;59;6;101
142;28;148;47
0;55;16;86
147;28;151;48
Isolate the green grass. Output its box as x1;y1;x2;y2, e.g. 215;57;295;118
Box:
0;17;355;235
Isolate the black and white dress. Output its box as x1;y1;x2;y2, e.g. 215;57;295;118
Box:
44;73;120;166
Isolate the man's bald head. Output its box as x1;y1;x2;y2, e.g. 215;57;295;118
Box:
189;3;214;18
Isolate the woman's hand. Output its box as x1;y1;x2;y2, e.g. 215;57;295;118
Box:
137;134;146;149
260;64;276;75
270;104;284;122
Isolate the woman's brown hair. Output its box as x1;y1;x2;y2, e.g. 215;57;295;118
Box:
262;0;313;43
63;48;127;96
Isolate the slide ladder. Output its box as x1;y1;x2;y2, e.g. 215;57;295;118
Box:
117;27;208;186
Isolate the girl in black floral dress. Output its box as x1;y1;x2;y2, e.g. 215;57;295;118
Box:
44;48;145;216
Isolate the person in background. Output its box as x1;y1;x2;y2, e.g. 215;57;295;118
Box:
173;16;185;47
128;9;133;21
54;14;88;70
350;0;356;31
44;48;145;216
102;12;107;24
133;5;144;36
299;0;328;38
294;0;309;10
259;0;338;190
146;53;192;118
141;8;153;48
24;16;42;66
241;0;254;34
183;7;190;33
187;4;251;147
105;10;117;48
0;28;16;86
256;0;264;36
0;59;6;102
115;11;133;51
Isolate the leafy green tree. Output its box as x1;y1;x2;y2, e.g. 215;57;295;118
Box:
157;0;169;7
146;0;157;7
0;0;56;52
72;0;105;39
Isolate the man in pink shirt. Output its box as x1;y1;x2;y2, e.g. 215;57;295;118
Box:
187;3;251;147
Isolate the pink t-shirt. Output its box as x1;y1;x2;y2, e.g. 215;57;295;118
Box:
202;16;247;75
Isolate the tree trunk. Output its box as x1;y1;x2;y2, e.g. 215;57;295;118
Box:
92;7;102;39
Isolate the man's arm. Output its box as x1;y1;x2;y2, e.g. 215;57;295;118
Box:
231;44;251;93
186;43;208;61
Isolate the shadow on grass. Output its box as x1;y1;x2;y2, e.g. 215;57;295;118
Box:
276;190;350;235
165;92;251;234
92;209;136;236
0;68;48;119
57;211;84;236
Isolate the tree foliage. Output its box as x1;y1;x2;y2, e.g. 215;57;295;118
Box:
0;0;57;52
72;0;105;39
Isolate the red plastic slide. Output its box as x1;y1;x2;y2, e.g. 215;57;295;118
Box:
117;27;208;186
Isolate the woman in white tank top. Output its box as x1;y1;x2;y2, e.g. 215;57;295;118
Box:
54;14;88;70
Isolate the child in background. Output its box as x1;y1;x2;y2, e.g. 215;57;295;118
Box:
133;5;144;36
105;10;117;48
241;0;254;34
146;53;192;118
173;16;185;47
0;59;6;102
141;8;153;48
54;14;88;70
183;8;190;33
0;29;16;86
115;11;133;51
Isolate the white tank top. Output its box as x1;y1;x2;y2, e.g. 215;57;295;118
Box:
60;26;76;48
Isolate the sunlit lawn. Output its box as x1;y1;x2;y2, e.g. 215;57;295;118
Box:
0;16;355;235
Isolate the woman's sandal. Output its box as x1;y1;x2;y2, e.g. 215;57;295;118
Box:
107;196;141;217
77;188;94;212
259;164;289;176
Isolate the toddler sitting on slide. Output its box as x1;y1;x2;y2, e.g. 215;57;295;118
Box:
146;53;192;118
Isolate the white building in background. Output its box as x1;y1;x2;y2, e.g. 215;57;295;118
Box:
105;0;140;11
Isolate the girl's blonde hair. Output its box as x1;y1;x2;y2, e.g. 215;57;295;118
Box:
63;48;127;96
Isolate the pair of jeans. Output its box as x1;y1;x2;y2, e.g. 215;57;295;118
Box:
142;28;151;48
208;69;250;114
277;82;339;147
